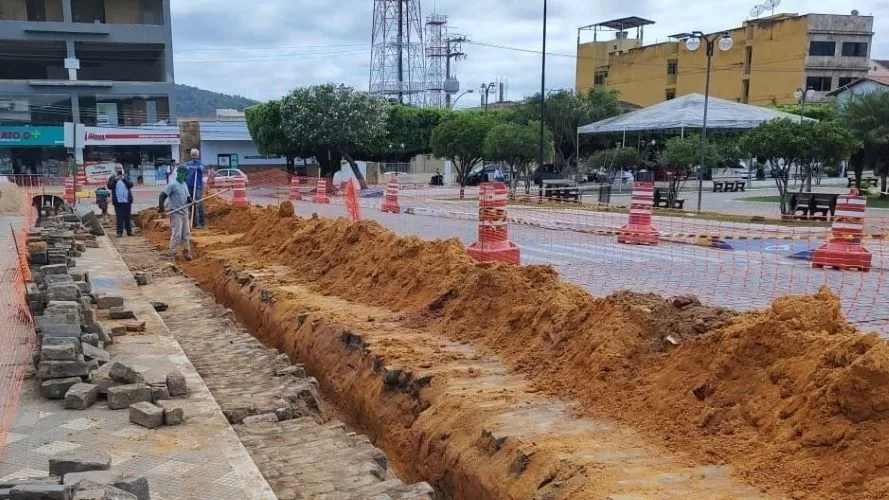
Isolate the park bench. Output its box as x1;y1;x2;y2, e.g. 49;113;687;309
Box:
543;182;580;203
712;176;747;193
790;192;838;219
654;188;686;210
847;170;879;188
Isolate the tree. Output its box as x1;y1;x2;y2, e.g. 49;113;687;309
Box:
281;84;389;188
363;105;449;162
587;147;641;179
245;100;307;174
840;91;889;194
430;111;497;196
515;88;622;171
483;122;553;193
660;137;720;205
772;102;837;122
740;119;860;213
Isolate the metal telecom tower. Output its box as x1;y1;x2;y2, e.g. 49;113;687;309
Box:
370;0;426;106
425;13;447;108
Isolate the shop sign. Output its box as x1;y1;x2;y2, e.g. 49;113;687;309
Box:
0;126;65;147
84;161;119;184
83;126;180;146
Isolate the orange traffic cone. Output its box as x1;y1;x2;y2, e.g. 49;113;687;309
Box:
232;177;249;206
313;177;330;204
812;190;872;271
617;182;659;245
381;179;400;213
466;182;520;265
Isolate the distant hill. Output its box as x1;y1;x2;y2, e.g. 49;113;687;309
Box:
175;84;258;118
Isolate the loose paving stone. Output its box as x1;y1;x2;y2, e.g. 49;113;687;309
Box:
150;301;167;312
37;361;90;380
109;326;127;337
95;296;123;310
40;377;83;400
47;283;80;303
128;402;163;429
73;282;91;294
80;334;99;347
41;344;77;362
149;386;169;403
81;344;111;365
61;473;148;500
48;450;111;477
156;400;184;426
71;480;136;500
8;484;72;500
64;384;99;410
107;308;134;320
242;413;278;425
43;337;82;353
41;264;69;276
108;362;142;384
110;477;148;500
40;323;83;339
82;323;103;335
165;371;186;397
123;322;145;333
107;384;151;410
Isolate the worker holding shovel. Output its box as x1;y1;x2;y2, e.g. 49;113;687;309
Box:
158;166;193;261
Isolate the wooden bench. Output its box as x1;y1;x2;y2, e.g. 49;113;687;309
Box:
654;188;685;209
543;184;580;203
789;192;838;219
712;176;747;193
848;170;879;188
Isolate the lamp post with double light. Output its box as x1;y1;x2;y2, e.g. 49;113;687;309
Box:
684;31;733;212
793;87;815;123
450;89;474;109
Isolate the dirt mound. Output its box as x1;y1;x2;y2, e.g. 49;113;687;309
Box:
246;168;289;186
278;201;295;218
142;200;889;499
0;179;24;215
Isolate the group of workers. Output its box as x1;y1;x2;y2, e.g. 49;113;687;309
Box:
95;148;206;261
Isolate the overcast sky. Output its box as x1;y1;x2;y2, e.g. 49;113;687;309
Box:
171;0;888;105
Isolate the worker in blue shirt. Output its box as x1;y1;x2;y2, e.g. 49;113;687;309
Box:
185;148;205;228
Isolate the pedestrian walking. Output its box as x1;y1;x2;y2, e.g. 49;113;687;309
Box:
185;149;206;228
158;166;193;261
94;185;111;222
106;164;134;237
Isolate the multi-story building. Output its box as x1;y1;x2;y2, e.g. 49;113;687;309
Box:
576;12;874;108
0;0;179;176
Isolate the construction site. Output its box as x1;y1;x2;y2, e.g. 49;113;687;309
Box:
1;171;889;500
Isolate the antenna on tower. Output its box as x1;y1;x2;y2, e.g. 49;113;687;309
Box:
370;0;427;106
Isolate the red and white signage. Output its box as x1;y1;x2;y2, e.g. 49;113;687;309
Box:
84;162;119;184
83;126;180;146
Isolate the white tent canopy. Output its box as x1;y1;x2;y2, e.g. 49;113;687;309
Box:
578;93;814;135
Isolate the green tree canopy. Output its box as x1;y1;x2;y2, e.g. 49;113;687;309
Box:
281;83;389;186
245;100;308;173
483;121;553;193
771;102;837;122
840;91;889;193
430;111;497;190
363;105;449;162
587;147;640;173
515;88;622;169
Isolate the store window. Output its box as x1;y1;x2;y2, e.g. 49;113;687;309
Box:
79;95;170;127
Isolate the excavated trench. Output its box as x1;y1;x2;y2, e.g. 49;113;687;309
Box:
133;200;889;500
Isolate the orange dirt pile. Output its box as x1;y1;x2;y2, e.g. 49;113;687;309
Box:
139;201;889;499
244;167;289;186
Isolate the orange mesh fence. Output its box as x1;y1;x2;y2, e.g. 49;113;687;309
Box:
245;177;889;336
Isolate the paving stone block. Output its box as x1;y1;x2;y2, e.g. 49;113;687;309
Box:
70;480;136;500
107;307;134;320
150;385;169;403
41;264;69;276
110;326;127;337
95;296;124;310
41;344;77;362
64;384;99;410
156;400;184;426
8;484;72;500
107;384;151;410
61;471;117;487
43;274;74;286
165;371;186;397
37;361;90;380
242;413;277;425
81;309;96;324
83;323;104;335
124;322;145;333
40;377;83;400
110;477;148;500
47;284;80;303
129;402;163;429
48;450;111;477
80;334;99;347
68;272;87;282
27;241;48;254
43;337;82;353
82;344;110;365
41;324;83;339
108;362;142;384
133;273;149;286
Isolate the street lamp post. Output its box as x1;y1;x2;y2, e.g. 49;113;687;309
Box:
793;87;815;123
538;0;547;182
450;89;474;109
685;31;733;212
481;82;496;114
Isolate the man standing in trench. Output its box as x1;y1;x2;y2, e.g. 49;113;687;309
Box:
185;148;206;228
107;164;134;237
158;166;193;261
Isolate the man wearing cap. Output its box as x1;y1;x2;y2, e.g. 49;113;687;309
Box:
158;166;193;261
185;148;206;228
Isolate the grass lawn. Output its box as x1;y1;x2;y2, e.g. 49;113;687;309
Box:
741;195;889;209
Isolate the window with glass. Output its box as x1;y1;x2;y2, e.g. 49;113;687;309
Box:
72;0;163;25
78;95;170;127
805;76;832;92
667;60;678;75
0;0;63;21
75;42;167;82
0;40;66;80
808;41;836;56
841;42;868;57
0;94;72;125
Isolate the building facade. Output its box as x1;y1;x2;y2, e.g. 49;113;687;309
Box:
576;13;874;108
0;0;177;175
827;75;889;107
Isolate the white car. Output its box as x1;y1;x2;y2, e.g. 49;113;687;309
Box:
206;168;248;188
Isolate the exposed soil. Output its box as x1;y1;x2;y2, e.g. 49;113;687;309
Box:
137;200;889;500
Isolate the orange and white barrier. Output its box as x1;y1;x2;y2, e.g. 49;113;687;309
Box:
466;182;520;265
812;190;872;272
63;177;75;206
381;179;400;213
313;177;330;204
232;177;249;206
617;182;659;246
289;176;302;201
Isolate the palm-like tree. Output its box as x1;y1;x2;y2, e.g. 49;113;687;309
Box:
840;91;889;194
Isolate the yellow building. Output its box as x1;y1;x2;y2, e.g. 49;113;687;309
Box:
576;13;875;107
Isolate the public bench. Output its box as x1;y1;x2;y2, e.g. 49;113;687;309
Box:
788;192;839;219
654;188;686;210
543;182;580;203
712;176;747;193
848;170;879;188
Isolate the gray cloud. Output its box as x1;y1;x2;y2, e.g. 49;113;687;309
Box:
171;0;888;102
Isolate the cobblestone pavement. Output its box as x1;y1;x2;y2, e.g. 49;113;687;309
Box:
280;200;889;336
0;232;275;499
111;235;434;500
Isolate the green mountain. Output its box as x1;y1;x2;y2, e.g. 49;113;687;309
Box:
175;84;258;118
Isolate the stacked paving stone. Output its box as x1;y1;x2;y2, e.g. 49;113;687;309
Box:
24;215;187;430
0;450;149;499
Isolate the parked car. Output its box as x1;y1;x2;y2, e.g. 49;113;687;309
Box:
206;168;248;188
466;164;507;186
